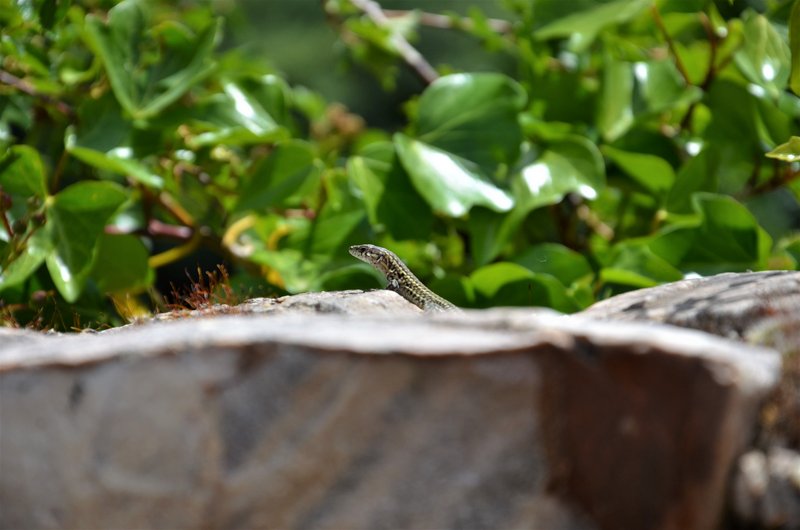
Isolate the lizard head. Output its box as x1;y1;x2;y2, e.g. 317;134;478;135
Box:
349;244;396;275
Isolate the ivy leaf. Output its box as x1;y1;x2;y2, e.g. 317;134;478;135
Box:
470;137;605;265
470;262;579;312
236;141;321;212
416;73;526;171
734;11;791;97
0;146;48;199
90;234;153;293
46;182;128;302
84;0;220;119
65;95;163;188
535;0;651;52
603;145;675;199
791;0;800;95
348;142;433;240
394;133;513;217
0;230;51;291
766;136;800;162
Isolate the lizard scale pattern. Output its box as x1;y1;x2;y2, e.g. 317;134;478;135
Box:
349;244;459;312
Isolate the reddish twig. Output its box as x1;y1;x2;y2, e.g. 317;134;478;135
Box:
0;70;74;117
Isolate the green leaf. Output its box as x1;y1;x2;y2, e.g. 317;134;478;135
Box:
90;234;153;293
0;229;51;291
348;142;433;240
601;240;683;288
188;77;288;147
634;60;702;113
734;10;791;97
603;145;675;198
660;193;773;274
791;0;800;95
535;0;651;52
512;243;593;286
416;73;526;171
470;137;605;265
598;60;701;141
236;141;321;212
394;133;514;217
0;145;48;198
470;262;579;312
45;181;128;302
598;60;634;141
660;0;710;13
766;136;800;162
679;193;772;271
65;95;163;188
514;137;605;210
248;247;314;293
308;171;367;257
84;0;219;119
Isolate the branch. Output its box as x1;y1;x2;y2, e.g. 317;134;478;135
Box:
650;4;691;86
348;0;439;85
0;70;74;117
383;9;513;34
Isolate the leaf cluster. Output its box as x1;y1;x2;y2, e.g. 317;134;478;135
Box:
1;0;798;329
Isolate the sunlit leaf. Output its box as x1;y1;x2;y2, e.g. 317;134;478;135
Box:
766;136;800;162
734;10;791;96
394;133;513;217
65;95;163;188
598;60;634;141
416;73;526;170
187;77;289;147
471;137;605;265
45;181;128;302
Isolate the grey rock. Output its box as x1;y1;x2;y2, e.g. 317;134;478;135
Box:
0;298;780;530
733;448;800;527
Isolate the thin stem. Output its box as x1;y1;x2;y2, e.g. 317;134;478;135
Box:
348;0;439;85
651;4;691;85
698;12;717;89
0;70;74;117
383;9;513;34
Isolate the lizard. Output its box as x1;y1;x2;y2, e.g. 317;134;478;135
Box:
349;244;460;312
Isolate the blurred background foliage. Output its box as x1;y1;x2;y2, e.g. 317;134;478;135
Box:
1;0;799;330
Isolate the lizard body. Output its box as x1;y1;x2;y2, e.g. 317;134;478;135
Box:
349;244;459;312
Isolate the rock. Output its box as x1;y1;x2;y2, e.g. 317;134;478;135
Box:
732;448;800;528
580;270;800;349
580;270;800;528
0;299;780;530
138;289;421;324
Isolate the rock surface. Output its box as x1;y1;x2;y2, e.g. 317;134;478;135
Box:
0;285;783;530
581;270;800;528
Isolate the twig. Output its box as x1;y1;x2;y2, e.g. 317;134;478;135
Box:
0;70;74;116
348;0;439;85
698;12;717;89
651;4;691;86
383;9;513;34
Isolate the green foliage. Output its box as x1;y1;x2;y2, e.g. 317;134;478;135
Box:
1;0;798;329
